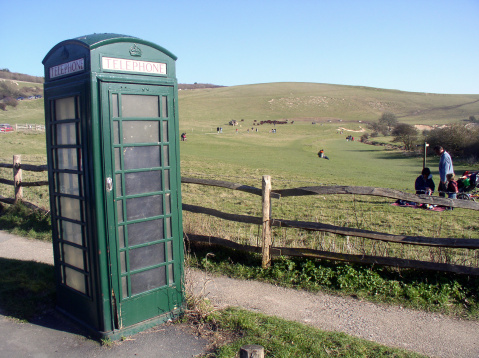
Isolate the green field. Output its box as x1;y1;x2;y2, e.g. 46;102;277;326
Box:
1;81;478;255
1;81;478;354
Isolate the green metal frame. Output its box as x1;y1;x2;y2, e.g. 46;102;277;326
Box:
43;34;183;339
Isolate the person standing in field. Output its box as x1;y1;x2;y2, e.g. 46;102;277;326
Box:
446;173;458;199
434;146;454;197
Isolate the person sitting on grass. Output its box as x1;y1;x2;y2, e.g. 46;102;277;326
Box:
415;167;435;195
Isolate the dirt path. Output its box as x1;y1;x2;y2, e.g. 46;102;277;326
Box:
188;269;479;358
1;232;477;358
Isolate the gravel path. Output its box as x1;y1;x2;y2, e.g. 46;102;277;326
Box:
1;231;478;357
188;269;479;358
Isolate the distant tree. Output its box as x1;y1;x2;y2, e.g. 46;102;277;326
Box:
378;112;398;133
469;115;477;123
392;123;418;150
367;121;388;136
3;97;18;108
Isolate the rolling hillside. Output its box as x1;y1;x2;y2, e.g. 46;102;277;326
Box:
178;82;479;130
1;79;478;127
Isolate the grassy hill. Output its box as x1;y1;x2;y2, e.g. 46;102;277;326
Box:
178;82;479;129
1;80;478;127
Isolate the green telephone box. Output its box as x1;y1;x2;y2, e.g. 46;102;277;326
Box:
42;34;184;339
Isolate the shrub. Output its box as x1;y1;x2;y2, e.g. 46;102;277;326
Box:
3;96;18;108
424;124;479;158
0;103;6;111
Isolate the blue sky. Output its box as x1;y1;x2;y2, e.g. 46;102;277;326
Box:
2;0;478;94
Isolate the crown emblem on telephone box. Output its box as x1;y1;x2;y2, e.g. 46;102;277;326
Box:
129;44;142;57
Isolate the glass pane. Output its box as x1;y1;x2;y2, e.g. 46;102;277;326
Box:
166;217;172;238
117;200;124;223
122;95;159;118
57;173;80;195
112;94;119;118
56;148;78;170
58;197;81;221
162;121;168;142
120;251;127;273
127;219;164;246
113;121;120;144
55;97;76;121
122;121;160;143
164;170;170;191
118;225;125;248
64;266;86;294
63;243;84;270
168;264;174;285
163;146;169;167
125;171;162;195
115;148;121;171
167;240;173;261
130;266;166;295
161;96;168;118
61;220;83;245
123;146;160;170
129;243;165;271
126;195;163;221
122;276;128;299
115;174;122;197
165;193;171;214
56;123;77;145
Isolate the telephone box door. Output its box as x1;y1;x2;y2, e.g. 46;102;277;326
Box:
101;82;182;328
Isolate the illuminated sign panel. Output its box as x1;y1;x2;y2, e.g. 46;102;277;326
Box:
102;57;167;75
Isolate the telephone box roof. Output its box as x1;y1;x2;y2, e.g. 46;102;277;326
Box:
43;33;177;64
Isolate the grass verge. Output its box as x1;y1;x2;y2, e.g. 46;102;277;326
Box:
0;258;55;321
0;202;52;241
211;307;425;358
187;242;479;320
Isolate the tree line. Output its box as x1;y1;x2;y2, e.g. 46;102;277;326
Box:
0;69;44;83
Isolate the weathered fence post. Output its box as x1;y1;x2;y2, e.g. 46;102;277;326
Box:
262;175;272;268
13;155;22;203
240;344;264;358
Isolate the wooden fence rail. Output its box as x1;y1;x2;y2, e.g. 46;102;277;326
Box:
2;157;479;275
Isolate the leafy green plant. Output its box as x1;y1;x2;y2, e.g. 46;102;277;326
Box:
188;243;479;319
0;202;51;241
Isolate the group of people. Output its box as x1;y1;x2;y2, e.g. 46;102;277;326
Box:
414;145;458;201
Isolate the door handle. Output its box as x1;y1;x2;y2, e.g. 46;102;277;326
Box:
106;177;113;192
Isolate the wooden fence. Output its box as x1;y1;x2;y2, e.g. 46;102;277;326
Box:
15;124;45;131
0;155;48;211
1;156;479;275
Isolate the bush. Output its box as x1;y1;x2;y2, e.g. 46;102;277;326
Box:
392;123;418;150
424;124;479;158
0;103;6;111
3;96;18;108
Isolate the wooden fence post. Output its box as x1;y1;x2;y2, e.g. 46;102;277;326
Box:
13;155;22;203
262;175;272;268
240;344;264;358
